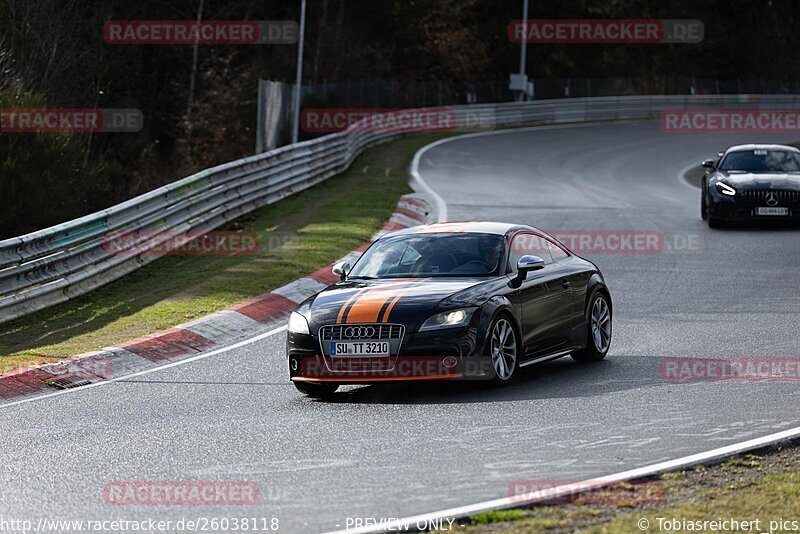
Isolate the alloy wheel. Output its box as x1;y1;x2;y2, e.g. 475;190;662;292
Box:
591;297;612;353
491;318;517;381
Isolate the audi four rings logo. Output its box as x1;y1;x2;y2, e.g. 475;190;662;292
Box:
765;192;779;206
344;326;376;338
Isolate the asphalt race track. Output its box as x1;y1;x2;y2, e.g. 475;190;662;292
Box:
2;121;799;533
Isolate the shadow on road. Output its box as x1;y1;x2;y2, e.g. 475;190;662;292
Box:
313;354;675;405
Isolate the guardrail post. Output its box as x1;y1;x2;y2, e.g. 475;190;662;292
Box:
256;78;266;154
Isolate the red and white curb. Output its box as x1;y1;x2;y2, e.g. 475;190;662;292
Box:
0;194;434;402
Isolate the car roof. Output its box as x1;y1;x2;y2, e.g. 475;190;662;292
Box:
382;221;542;238
724;144;800;154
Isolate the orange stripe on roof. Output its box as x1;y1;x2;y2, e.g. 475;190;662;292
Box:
416;222;469;233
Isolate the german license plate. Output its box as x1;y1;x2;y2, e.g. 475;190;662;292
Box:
756;207;789;216
330;341;390;357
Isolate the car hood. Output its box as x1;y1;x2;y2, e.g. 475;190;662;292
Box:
716;172;800;191
304;277;488;331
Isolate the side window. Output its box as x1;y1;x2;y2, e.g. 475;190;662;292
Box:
508;233;553;273
547;239;569;261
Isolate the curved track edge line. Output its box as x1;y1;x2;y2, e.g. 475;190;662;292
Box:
327;425;800;533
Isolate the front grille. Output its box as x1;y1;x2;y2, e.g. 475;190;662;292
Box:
318;324;404;341
738;189;800;206
318;323;405;373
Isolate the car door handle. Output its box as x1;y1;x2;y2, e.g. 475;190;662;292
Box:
561;279;571;289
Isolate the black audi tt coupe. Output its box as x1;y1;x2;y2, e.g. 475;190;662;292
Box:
701;144;800;227
286;222;613;398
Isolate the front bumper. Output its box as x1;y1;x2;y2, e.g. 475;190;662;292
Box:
709;201;799;221
290;354;463;383
287;325;493;383
708;190;800;221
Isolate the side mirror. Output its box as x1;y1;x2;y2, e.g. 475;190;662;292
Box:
701;159;716;169
512;255;545;285
332;261;351;281
518;255;545;273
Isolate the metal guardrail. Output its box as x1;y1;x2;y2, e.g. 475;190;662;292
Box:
2;94;800;323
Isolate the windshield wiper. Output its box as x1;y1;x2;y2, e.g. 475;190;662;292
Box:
348;275;377;280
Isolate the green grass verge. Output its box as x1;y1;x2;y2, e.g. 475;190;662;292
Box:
0;133;454;373
461;447;800;533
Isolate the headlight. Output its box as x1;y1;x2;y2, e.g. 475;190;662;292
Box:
715;182;736;196
419;308;476;331
288;311;310;334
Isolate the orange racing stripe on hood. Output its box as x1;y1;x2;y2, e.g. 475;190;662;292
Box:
341;279;429;324
344;289;399;324
343;279;431;324
379;294;403;323
336;287;369;324
337;281;413;324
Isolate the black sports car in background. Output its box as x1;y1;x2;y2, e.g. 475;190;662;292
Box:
286;222;613;398
701;144;800;227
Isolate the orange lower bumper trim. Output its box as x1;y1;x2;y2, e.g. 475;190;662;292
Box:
292;373;462;383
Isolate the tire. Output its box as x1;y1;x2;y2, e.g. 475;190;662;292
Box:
703;188;725;228
293;381;339;398
572;291;612;363
487;314;519;385
701;189;708;221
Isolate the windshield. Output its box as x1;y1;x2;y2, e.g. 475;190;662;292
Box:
348;233;505;279
719;149;800;173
